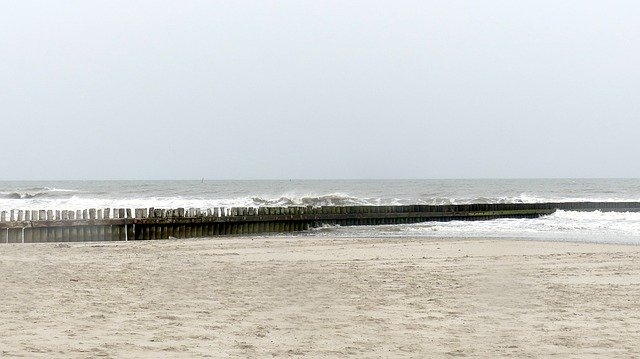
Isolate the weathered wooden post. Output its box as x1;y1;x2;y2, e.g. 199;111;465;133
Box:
44;210;53;242
182;208;190;238
159;209;167;239
69;210;78;242
52;211;62;242
280;208;289;232
95;209;104;240
116;208;125;241
211;208;218;235
66;211;75;242
24;211;33;243
1;212;9;243
267;207;275;232
86;208;96;241
133;208;142;240
167;209;176;238
23;210;30;237
7;227;16;244
250;207;259;234
255;207;263;233
177;208;185;238
291;207;299;232
149;208;157;240
154;209;162;239
59;210;68;242
240;208;247;235
231;208;238;234
193;208;201;237
35;210;44;242
110;209;119;241
213;208;221;235
125;209;133;241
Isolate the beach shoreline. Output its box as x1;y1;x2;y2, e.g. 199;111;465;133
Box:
2;236;640;357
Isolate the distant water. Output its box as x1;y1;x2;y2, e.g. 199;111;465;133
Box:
1;179;640;243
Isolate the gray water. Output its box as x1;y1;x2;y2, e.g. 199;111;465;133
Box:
2;179;640;243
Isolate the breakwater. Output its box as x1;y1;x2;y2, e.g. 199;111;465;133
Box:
1;202;639;243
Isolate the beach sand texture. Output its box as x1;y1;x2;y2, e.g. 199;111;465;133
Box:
1;236;640;358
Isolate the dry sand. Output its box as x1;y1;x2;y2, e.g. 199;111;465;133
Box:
1;236;640;358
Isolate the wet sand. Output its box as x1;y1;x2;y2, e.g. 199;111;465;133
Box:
1;236;640;358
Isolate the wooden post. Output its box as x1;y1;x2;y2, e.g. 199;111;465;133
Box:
176;208;184;238
60;210;69;242
241;208;249;234
286;208;293;232
50;224;61;243
122;209;128;241
7;228;15;243
186;221;192;238
275;208;282;232
116;209;124;241
69;210;79;240
293;207;300;231
264;208;272;232
160;209;167;239
151;209;159;238
54;211;63;243
34;210;44;242
137;209;146;240
66;211;75;242
166;210;174;239
79;210;88;241
33;210;42;242
95;210;104;240
25;226;33;243
228;208;236;235
149;215;156;240
104;224;112;242
213;220;221;236
205;209;212;236
125;209;133;240
256;208;264;233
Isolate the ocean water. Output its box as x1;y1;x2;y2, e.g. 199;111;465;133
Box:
1;179;640;243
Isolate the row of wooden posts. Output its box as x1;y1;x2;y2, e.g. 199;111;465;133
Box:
1;202;639;243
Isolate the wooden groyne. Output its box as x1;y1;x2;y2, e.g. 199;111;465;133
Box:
0;202;639;243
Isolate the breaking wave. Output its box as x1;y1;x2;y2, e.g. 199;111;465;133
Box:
0;192;46;199
0;187;77;200
249;193;380;207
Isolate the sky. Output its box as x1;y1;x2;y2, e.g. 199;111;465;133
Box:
1;0;639;180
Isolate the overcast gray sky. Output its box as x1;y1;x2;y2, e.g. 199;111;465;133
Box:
1;1;639;180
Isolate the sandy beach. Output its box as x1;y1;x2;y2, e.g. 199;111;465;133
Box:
1;236;640;358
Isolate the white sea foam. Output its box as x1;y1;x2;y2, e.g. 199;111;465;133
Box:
0;192;393;211
43;187;77;192
307;210;640;244
2;192;640;211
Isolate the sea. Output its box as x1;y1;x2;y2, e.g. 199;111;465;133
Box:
1;179;640;244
